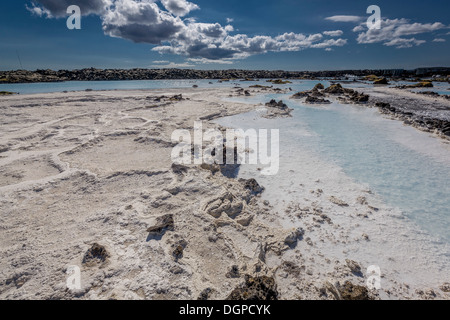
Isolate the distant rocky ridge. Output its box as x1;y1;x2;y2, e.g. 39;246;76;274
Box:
1;67;449;84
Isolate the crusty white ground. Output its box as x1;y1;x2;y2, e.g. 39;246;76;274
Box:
0;87;448;300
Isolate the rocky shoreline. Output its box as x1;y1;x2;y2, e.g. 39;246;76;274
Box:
1;68;449;84
290;83;450;139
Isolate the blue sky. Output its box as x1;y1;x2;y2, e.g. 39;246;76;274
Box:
0;0;449;71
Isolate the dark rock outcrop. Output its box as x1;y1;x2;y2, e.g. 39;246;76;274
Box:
82;243;108;265
291;91;310;99
264;100;293;118
1;68;448;84
305;96;331;104
240;178;265;195
324;83;346;94
339;281;372;300
227;275;278;300
374;78;389;85
313;83;325;90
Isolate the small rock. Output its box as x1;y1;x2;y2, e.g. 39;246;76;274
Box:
345;259;362;276
146;214;174;235
198;288;213;300
226;265;240;278
285;228;305;248
305;96;332;105
240;178;265;195
329;196;349;207
439;283;450;293
226;275;278;300
82;243;108;265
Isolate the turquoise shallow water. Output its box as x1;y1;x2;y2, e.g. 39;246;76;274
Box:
0;79;257;94
295;101;450;243
225;88;450;244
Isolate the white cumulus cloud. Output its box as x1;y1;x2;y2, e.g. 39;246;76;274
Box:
28;0;349;62
325;15;363;23
160;0;199;17
353;18;446;48
323;30;344;37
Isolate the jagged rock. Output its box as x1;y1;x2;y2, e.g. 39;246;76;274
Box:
310;88;325;97
264;100;293;118
324;83;346;94
345;259;363;276
375;102;394;111
82;243;108;265
374;78;389;85
265;99;289;110
146;214;175;234
284;228;304;248
291;91;310;99
226;275;278;300
240;178;265;195
305;96;331;104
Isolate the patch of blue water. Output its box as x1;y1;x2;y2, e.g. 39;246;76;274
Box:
0;79;260;95
292;102;450;243
224;86;450;244
0;79;329;95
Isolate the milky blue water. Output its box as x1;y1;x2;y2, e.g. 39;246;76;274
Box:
0;79;253;95
225;88;450;244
